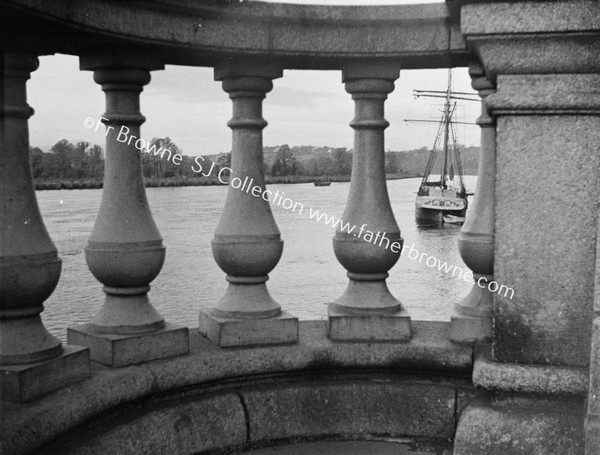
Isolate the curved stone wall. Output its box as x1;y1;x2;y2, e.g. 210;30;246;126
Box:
0;0;471;69
2;321;474;454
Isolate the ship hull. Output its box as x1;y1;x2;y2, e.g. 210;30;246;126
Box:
415;196;467;226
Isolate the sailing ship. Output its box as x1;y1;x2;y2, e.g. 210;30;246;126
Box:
408;69;478;226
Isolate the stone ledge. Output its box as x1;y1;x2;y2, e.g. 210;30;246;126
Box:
472;344;589;395
246;440;452;455
39;392;247;454
454;396;585;455
462;1;600;35
242;379;458;442
0;320;472;455
35;372;471;455
486;74;600;115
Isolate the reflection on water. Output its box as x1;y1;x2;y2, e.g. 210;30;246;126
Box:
37;176;476;341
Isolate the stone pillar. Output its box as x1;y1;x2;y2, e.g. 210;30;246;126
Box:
462;1;600;368
328;60;410;342
454;3;600;453
199;59;298;347
0;51;89;402
450;62;495;342
68;48;189;367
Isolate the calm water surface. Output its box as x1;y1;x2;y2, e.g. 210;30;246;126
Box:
37;177;477;341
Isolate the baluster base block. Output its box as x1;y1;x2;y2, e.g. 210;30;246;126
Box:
0;345;89;403
450;279;493;342
199;310;298;347
450;314;492;343
327;305;411;342
67;323;189;367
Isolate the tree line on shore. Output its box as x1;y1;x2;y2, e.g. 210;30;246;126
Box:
30;138;480;189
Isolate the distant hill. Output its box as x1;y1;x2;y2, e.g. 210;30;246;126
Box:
205;144;479;178
385;145;480;177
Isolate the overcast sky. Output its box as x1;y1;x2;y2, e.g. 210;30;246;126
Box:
27;0;481;156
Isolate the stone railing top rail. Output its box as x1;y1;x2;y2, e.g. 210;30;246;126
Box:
0;0;471;69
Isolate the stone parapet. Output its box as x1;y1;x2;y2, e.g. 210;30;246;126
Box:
0;320;472;455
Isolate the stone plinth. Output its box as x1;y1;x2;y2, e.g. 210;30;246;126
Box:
68;323;189;367
328;305;411;342
199;310;298;347
0;346;89;402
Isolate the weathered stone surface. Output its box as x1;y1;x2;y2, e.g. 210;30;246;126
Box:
0;2;469;69
246;440;452;455
454;397;585;455
450;314;491;343
328;308;411;342
472;345;588;395
462;2;600;77
493;113;600;366
40;393;247;455
487;74;600;114
199;310;299;347
584;204;600;454
67;323;189;367
0;321;472;455
462;2;600;35
0;346;89;402
242;379;457;442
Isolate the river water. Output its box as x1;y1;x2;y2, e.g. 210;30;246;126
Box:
37;176;476;340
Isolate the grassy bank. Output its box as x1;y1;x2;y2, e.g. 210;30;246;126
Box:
33;173;417;191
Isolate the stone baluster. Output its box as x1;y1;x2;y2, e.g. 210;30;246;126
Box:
199;59;298;347
67;48;189;366
328;60;410;341
450;62;496;342
0;51;89;402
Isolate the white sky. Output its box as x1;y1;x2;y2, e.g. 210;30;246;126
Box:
27;0;480;156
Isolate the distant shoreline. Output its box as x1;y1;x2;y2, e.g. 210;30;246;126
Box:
33;173;420;191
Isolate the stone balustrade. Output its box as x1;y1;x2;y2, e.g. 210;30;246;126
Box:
0;1;599;454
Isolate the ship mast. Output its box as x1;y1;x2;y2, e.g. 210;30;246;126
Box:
405;69;478;191
441;68;452;189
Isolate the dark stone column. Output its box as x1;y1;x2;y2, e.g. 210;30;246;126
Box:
328;60;410;342
199;59;298;347
0;50;89;402
68;48;189;366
